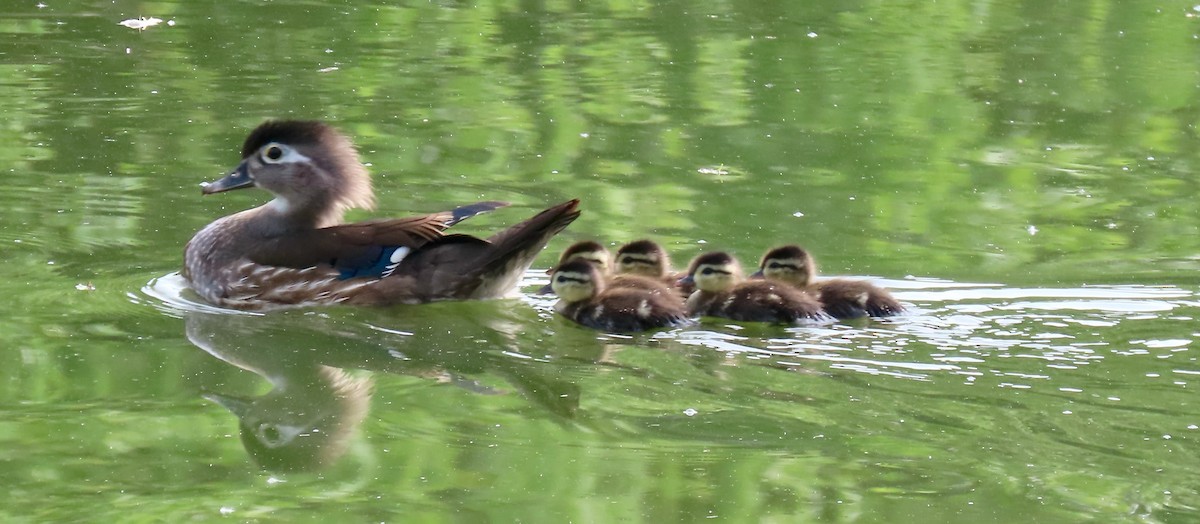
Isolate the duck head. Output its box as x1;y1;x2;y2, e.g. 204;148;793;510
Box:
550;240;611;274
549;258;605;303
202;120;375;227
681;251;743;293
752;245;817;287
614;239;671;277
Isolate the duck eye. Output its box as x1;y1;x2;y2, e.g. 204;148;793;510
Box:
556;275;568;283
263;145;284;162
701;267;715;275
259;424;283;445
768;262;783;269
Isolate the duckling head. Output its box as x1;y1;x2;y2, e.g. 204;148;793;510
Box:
684;251;743;293
614;239;671;277
549;258;604;303
202;120;374;227
753;245;817;287
552;240;612;274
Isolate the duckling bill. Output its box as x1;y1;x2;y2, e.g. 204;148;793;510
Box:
184;120;580;310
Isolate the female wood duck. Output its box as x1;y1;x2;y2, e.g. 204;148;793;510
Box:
752;245;905;319
183;120;581;310
549;258;691;332
681;251;830;324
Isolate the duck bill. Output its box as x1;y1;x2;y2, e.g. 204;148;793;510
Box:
676;275;695;287
749;270;765;280
201;161;254;195
202;392;254;417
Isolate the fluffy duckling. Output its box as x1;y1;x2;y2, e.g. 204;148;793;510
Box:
681;251;829;323
549;259;691;332
538;240;612;294
754;245;905;319
614;239;679;280
613;239;692;295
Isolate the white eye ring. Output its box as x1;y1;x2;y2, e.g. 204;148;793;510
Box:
262;144;285;163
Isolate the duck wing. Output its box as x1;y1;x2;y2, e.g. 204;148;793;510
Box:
246;201;508;276
372;199;582;301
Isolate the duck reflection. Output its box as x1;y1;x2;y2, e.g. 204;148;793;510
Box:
184;302;582;472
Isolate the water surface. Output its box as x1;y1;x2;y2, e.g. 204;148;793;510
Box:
2;1;1199;522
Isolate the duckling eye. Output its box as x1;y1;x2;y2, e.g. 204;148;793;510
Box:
556;275;569;283
263;145;284;162
768;262;784;269
701;267;715;275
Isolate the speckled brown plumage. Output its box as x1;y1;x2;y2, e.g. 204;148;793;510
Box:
183;120;580;310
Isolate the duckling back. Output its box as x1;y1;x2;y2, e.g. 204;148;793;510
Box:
817;279;905;318
688;280;828;323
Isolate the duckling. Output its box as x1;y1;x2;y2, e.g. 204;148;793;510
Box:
537;240;612;294
554;240;611;272
681;251;829;323
549;259;691;332
613;239;690;295
183;120;580;310
753;245;905;319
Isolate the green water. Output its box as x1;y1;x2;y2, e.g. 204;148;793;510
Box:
2;1;1199;522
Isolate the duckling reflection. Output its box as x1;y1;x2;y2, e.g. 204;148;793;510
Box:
185;303;583;471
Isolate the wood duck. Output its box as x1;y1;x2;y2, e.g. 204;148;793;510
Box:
183;120;581;310
752;245;905;319
549;258;691;332
681;251;830;324
613;239;690;296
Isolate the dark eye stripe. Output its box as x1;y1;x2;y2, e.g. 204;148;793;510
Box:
768;262;799;270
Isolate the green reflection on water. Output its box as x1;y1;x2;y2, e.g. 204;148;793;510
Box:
0;0;1198;522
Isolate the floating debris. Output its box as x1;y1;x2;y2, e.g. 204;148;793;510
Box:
118;17;165;30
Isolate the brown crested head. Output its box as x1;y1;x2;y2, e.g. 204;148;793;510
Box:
614;239;671;277
240;120;374;220
758;244;817;286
